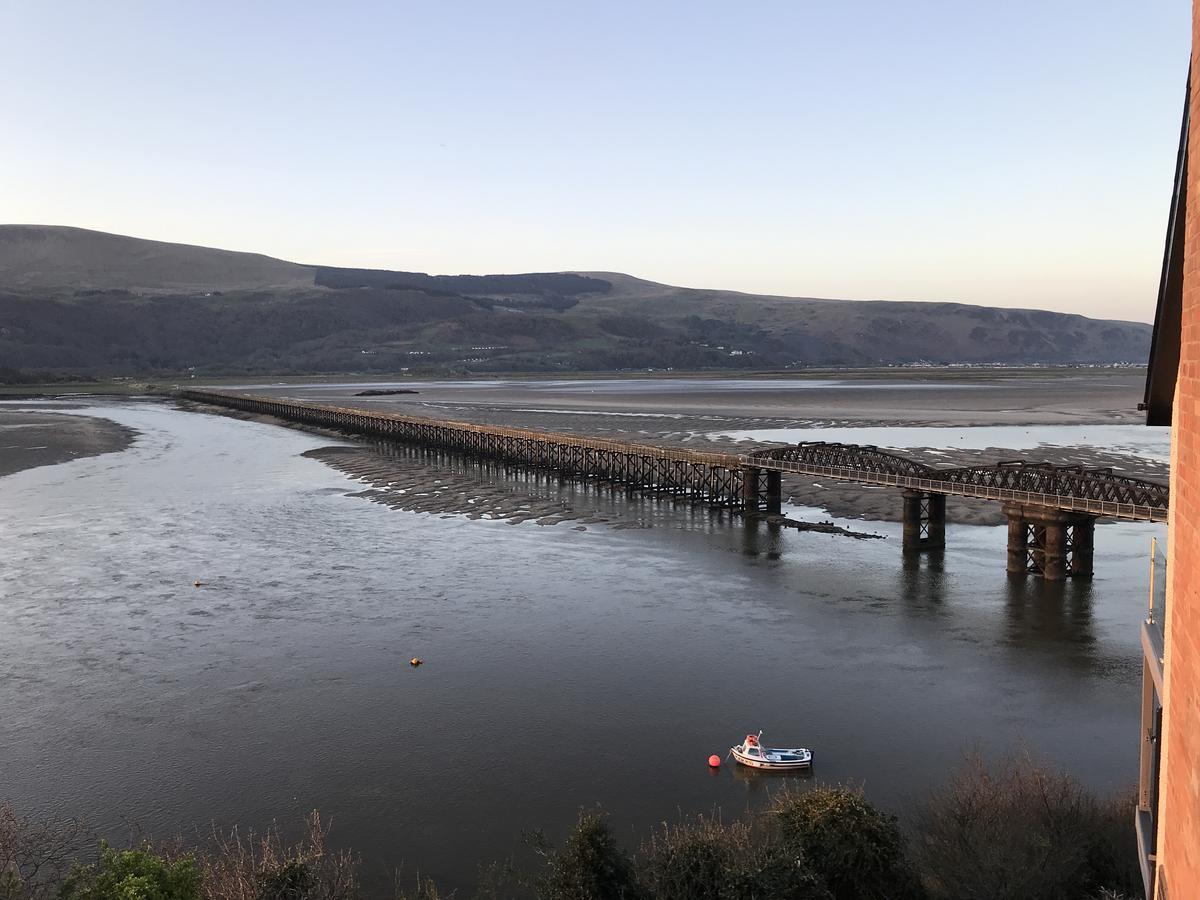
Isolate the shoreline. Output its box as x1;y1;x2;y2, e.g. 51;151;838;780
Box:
0;409;137;479
180;395;1167;530
7;371;1168;532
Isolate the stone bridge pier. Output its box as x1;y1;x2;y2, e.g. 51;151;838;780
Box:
1003;503;1096;580
902;489;946;553
179;394;1165;583
741;466;782;517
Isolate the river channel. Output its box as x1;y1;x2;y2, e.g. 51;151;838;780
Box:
0;394;1167;890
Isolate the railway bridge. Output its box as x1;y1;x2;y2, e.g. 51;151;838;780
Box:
179;390;1169;581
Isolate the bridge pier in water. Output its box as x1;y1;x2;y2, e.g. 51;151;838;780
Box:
901;490;946;553
741;465;761;513
177;394;1166;580
766;470;782;516
1004;504;1096;580
740;466;782;517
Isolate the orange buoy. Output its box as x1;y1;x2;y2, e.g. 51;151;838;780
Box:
708;754;721;767
410;657;423;667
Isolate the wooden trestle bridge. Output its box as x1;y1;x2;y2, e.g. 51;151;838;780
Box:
179;390;1169;581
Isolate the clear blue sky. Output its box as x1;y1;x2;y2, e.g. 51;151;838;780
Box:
2;1;1190;321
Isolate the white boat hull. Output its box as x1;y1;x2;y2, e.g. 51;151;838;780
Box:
730;745;813;770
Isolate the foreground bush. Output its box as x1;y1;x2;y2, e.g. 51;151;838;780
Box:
59;843;200;900
508;792;913;900
526;810;640;900
638;814;830;900
197;811;358;900
772;788;924;900
0;755;1143;899
913;750;1140;900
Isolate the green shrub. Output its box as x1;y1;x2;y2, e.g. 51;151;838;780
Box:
772;787;924;900
528;810;639;900
58;842;200;900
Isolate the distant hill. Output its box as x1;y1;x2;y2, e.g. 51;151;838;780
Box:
0;225;313;293
0;225;1152;377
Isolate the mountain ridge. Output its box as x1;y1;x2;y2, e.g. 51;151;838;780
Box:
0;225;1152;377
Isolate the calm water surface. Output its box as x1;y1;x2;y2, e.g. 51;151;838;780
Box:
0;400;1164;890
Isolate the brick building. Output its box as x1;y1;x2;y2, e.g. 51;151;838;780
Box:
1139;8;1200;898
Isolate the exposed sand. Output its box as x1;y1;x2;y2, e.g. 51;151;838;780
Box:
222;370;1165;528
304;443;888;537
0;409;136;478
6;371;1165;535
248;369;1148;440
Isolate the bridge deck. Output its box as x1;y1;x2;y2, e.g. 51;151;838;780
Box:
751;459;1166;522
179;390;1168;523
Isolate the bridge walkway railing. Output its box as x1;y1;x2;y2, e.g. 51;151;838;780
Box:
179;389;1166;523
751;459;1165;522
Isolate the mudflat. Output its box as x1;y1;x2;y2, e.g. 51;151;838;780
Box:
223;369;1164;528
242;369;1149;441
0;409;135;477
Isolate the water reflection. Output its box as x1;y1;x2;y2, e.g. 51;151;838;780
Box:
740;520;785;559
1002;575;1097;664
281;434;1148;688
902;548;945;574
899;550;948;607
337;436;1147;685
728;764;815;802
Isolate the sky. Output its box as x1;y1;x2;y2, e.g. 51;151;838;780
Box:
1;1;1191;322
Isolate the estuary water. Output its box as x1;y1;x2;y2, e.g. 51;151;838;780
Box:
0;399;1165;890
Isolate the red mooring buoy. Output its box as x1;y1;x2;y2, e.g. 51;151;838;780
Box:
708;754;721;768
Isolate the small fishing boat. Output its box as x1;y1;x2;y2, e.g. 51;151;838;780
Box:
730;732;813;770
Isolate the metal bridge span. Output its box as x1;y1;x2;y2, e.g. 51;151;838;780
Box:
179;390;1169;580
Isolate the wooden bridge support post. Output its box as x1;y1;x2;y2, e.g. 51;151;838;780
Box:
742;465;762;516
902;490;946;553
178;393;1165;540
766;470;783;516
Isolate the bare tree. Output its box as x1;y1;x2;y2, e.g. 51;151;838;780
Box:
196;810;359;900
0;802;89;900
912;749;1138;900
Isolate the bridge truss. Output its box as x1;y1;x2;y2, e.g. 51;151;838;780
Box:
748;442;1167;522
